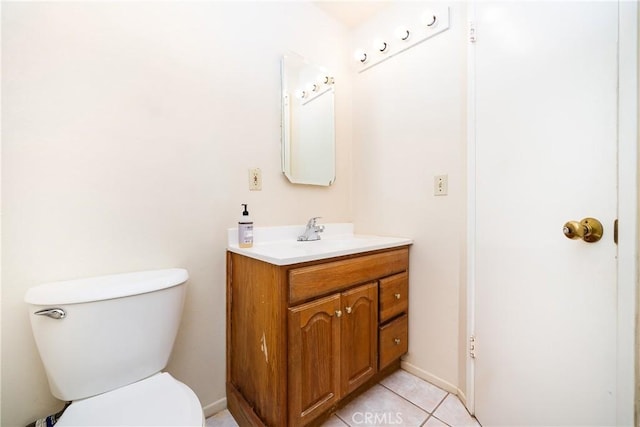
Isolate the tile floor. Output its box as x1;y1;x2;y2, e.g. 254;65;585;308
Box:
206;369;480;427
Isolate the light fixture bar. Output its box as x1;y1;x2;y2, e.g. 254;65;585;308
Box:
354;6;450;73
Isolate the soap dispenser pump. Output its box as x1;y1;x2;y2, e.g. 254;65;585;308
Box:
238;204;253;248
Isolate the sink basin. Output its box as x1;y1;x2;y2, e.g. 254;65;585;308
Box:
227;223;412;265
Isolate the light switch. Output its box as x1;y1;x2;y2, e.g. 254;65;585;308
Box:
249;168;262;191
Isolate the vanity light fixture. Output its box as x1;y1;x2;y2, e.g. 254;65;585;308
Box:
395;26;411;41
422;10;437;27
354;49;368;64
373;38;388;53
354;6;450;73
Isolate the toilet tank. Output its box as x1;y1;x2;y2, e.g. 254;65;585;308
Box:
24;268;189;402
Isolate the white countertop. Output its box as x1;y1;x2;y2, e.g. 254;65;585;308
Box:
227;223;412;266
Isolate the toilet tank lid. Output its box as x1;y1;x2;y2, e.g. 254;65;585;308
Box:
24;268;189;305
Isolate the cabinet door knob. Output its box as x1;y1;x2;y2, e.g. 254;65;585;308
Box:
394;293;401;300
335;310;343;318
394;338;401;345
345;306;352;314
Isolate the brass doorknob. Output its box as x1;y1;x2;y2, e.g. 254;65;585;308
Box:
563;217;603;243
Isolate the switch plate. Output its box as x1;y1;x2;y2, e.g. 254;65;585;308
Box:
434;174;448;196
249;168;262;191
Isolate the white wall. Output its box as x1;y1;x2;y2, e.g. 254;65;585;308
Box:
1;2;352;425
637;4;640;423
351;3;467;393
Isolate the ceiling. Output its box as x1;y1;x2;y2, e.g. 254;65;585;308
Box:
312;1;392;28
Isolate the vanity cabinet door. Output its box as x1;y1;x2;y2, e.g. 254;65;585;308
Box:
340;282;378;395
288;294;341;427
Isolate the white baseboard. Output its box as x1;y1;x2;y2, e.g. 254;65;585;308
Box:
202;397;227;419
456;388;468;408
400;361;459;395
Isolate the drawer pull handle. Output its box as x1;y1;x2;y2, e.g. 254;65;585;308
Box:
345;306;352;314
394;293;401;300
394;338;401;345
335;310;343;318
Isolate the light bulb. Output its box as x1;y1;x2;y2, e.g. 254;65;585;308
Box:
395;26;410;41
422;11;437;27
354;49;368;64
308;82;319;93
373;38;388;53
296;89;307;99
373;39;389;53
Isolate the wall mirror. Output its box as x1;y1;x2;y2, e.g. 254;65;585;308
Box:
281;52;335;186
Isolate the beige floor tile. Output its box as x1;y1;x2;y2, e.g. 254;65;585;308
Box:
205;409;239;427
320;414;349;426
432;394;480;427
206;372;479;427
424;415;449;426
336;384;428;427
380;369;448;413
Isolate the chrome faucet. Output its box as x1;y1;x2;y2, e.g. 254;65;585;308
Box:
298;217;325;241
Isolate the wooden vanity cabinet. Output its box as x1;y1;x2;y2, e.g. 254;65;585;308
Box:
227;246;409;427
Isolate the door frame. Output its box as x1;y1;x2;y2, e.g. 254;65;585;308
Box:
464;1;638;424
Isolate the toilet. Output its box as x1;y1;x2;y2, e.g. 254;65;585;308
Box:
24;268;204;426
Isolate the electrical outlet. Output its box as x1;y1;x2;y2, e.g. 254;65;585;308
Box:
434;174;448;196
249;168;262;191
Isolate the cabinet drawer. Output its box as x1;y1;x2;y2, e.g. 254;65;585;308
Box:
289;248;409;304
379;314;408;370
379;272;408;323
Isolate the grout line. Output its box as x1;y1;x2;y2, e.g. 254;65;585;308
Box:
379;378;452;415
433;414;454;427
335;412;351;426
378;382;434;417
430;392;450;418
420;413;453;427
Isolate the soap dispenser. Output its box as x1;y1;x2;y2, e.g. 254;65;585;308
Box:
238;204;253;248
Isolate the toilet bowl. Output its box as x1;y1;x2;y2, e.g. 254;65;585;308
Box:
56;373;203;426
24;268;204;426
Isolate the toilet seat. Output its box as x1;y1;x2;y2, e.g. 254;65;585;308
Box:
55;372;204;426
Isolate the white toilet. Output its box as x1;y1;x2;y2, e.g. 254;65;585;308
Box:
24;268;204;426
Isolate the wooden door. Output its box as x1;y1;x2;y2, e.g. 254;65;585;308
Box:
340;282;378;395
288;294;341;427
